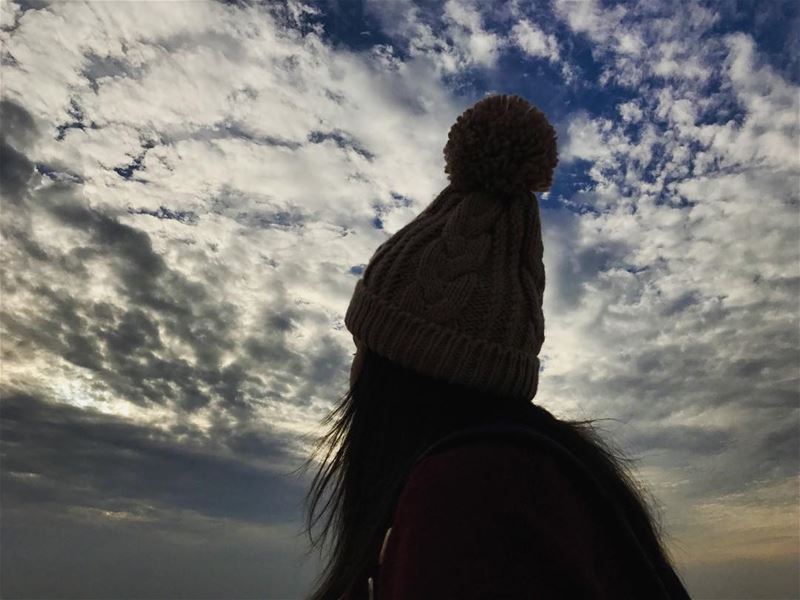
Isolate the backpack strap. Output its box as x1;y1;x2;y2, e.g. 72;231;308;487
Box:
393;419;691;600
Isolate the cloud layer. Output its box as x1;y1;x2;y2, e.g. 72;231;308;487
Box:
1;0;797;598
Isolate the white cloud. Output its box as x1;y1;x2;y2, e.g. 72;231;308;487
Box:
554;0;718;88
364;0;503;74
561;112;630;165
443;0;502;67
618;100;644;123
545;7;799;588
511;18;560;63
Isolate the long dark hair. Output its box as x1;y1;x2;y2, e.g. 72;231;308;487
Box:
296;344;680;600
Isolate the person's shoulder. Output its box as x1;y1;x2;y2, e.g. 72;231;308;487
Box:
398;438;579;516
386;438;612;583
411;437;568;487
381;440;586;597
384;438;641;599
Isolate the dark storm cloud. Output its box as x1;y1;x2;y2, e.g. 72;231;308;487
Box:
0;100;306;419
1;193;314;424
305;332;350;388
0;140;35;203
1;504;320;600
758;416;800;472
544;208;635;311
0;376;317;597
662;290;702;316
0;49;19;67
625;423;734;456
0;275;252;412
240;307;349;405
562;325;799;500
42;198;240;373
1;224;49;262
0;390;307;523
0;98;38;149
243;307;306;379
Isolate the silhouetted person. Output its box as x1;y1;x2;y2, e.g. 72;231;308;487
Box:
299;94;691;599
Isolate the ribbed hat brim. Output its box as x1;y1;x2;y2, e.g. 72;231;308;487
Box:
345;278;540;401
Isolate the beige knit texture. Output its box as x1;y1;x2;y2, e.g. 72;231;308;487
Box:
345;94;553;401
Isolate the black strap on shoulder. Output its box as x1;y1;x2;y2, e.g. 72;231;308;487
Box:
409;419;691;600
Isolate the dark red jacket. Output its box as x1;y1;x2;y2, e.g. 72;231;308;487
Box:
363;439;657;599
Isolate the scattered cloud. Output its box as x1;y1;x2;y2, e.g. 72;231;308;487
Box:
511;18;560;63
1;0;797;597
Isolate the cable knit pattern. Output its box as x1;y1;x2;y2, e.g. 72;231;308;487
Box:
345;94;556;401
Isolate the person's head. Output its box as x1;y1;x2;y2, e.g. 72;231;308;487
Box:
342;93;556;405
296;94;677;598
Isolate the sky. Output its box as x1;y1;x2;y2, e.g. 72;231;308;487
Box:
0;0;798;598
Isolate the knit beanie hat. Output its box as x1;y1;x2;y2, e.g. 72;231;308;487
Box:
345;93;558;401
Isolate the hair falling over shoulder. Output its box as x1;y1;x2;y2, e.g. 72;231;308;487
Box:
293;345;679;600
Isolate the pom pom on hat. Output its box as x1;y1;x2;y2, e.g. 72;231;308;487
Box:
443;94;558;197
